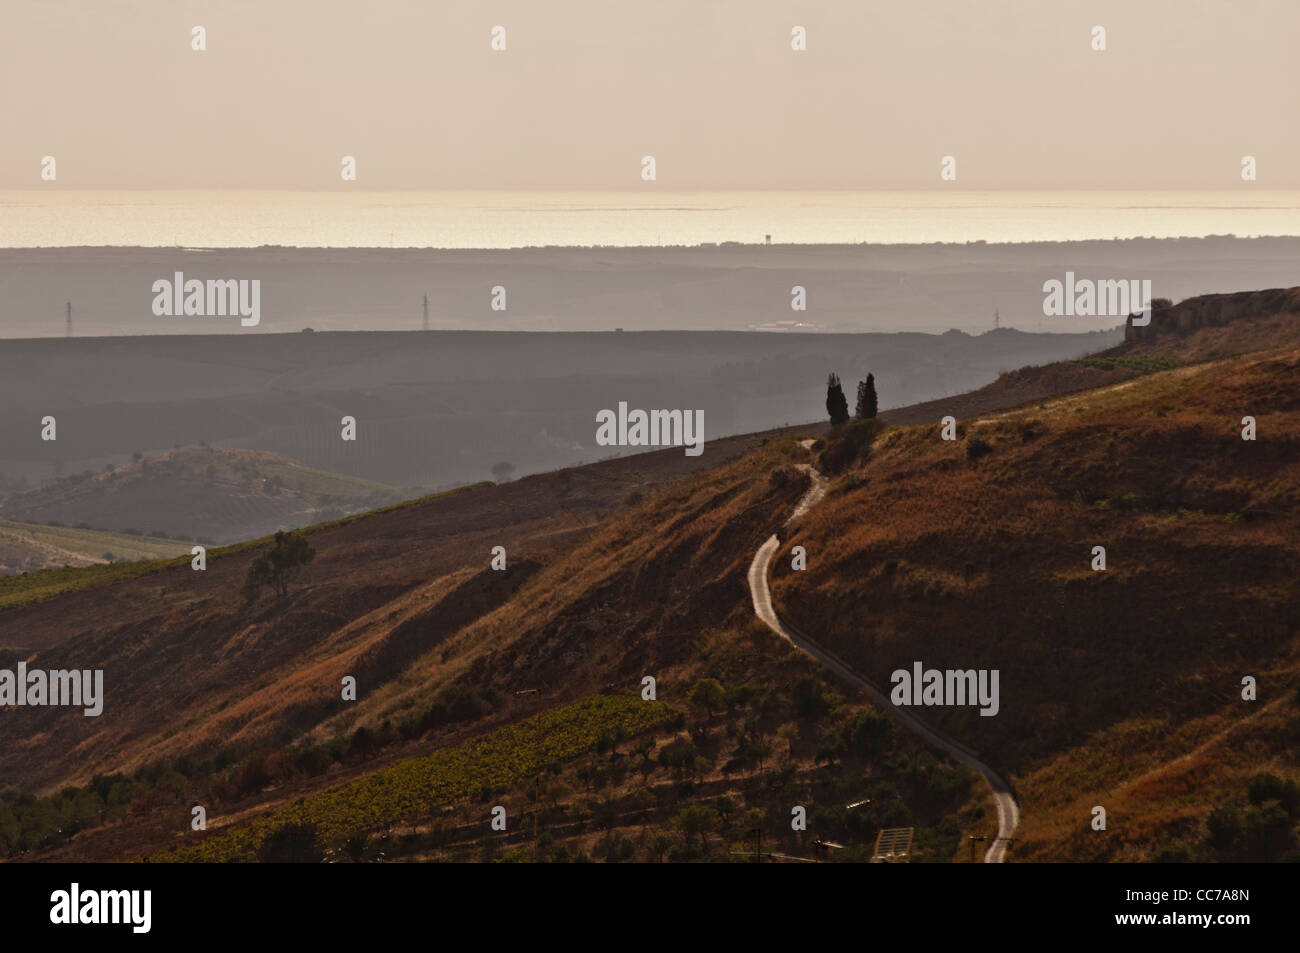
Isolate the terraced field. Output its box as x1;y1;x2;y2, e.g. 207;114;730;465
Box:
0;519;193;575
154;695;679;862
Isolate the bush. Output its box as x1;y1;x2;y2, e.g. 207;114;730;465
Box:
674;804;719;849
348;726;378;760
241;530;315;602
257;822;323;863
1239;801;1292;856
792;675;833;718
843;710;894;758
294;746;334;777
657;739;697;777
1150;841;1196;863
1247;773;1300;817
817;418;883;475
596;833;636;862
966;436;992;460
687;678;726;719
343;831;368;861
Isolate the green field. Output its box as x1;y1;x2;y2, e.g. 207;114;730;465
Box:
256;461;401;500
0;482;490;613
154;694;680;862
0;519;194;565
1071;354;1187;373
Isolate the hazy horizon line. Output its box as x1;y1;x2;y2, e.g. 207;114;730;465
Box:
5;187;1295;194
0;324;1124;343
5;234;1298;252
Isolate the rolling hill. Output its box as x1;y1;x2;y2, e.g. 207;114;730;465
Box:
2;286;1298;863
769;294;1300;861
0;520;194;575
0;445;404;546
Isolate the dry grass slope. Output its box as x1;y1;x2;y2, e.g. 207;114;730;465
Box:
771;344;1300;860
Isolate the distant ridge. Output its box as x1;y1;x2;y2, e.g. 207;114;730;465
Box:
1126;286;1300;343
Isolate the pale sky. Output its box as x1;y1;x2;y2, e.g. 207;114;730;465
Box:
3;0;1297;189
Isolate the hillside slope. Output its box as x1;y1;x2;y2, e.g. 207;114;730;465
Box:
0;520;193;575
0;428;799;790
0;445;404;546
4;429;987;864
4;287;1298;864
770;345;1300;860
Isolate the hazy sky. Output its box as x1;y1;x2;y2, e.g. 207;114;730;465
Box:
3;0;1297;190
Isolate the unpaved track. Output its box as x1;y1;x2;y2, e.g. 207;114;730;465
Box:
748;458;1019;863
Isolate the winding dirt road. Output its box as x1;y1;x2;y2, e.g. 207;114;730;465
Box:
748;458;1019;863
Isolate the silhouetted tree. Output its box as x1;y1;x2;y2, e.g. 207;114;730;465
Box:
855;373;878;418
826;373;849;426
490;461;516;482
242;530;315;602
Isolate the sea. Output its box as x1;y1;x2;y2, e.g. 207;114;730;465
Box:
2;190;1299;248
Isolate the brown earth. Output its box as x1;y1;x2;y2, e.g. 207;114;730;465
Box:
5;286;1299;863
0;427;805;791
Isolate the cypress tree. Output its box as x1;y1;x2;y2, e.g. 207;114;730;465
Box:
826;373;849;426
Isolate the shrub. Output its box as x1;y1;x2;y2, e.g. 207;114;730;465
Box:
657;739;697;777
596;833;636;862
1150;841;1196;863
687;678;726;720
843;710;894;758
674;804;719;849
343;831;368;862
966;436;992;460
1247;773;1300;817
792;675;833;718
293;746;333;777
257;822;323;863
348;726;378;760
1239;801;1292;856
817;418;883;475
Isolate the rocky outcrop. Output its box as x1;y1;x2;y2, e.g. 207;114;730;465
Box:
1126;287;1300;343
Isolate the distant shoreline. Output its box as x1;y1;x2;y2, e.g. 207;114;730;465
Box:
2;237;1295;339
5;189;1299;249
5;234;1300;254
0;326;1113;346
